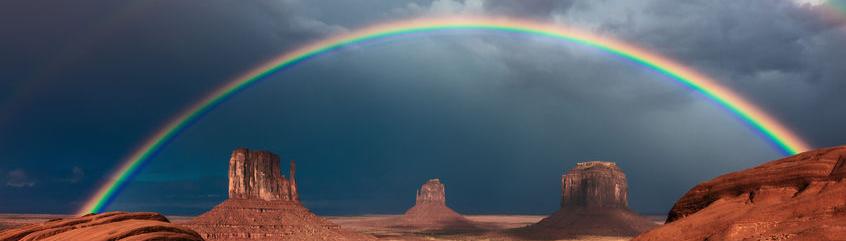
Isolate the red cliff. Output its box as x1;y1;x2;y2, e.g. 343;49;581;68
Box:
227;148;297;201
0;212;203;241
635;146;846;241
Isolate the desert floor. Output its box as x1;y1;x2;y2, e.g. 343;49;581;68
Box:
324;215;648;241
1;214;663;241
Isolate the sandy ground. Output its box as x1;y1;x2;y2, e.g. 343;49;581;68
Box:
2;213;663;240
327;215;543;237
326;215;640;241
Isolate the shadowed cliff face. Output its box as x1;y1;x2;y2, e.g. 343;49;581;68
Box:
514;161;656;239
561;161;628;209
635;146;846;241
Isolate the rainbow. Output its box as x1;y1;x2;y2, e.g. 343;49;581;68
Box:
77;17;812;215
830;0;846;17
811;0;846;23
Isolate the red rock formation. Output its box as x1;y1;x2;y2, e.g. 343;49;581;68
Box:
188;148;373;241
0;211;203;241
416;178;446;205
395;179;477;230
516;161;655;239
634;146;846;241
187;199;371;241
228;148;297;201
561;161;628;209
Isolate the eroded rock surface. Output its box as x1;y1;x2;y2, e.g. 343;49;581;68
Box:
228;148;297;201
516;161;655;239
187;199;371;241
634;146;846;241
188;148;373;241
0;211;203;241
562;161;628;209
415;178;446;205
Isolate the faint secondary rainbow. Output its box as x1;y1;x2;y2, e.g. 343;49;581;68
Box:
78;17;812;215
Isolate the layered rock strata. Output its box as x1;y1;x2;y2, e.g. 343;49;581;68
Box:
0;211;203;241
634;146;846;241
517;161;655;239
561;161;628;209
228;148;297;201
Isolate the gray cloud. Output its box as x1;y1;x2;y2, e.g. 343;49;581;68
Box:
58;166;85;184
5;169;36;188
388;0;846;148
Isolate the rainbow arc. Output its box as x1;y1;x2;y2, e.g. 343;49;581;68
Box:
78;17;812;215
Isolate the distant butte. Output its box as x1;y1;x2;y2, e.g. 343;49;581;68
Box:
393;178;477;231
186;148;373;241
635;145;846;241
514;161;656;239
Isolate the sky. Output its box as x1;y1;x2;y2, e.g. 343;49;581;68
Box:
1;0;845;215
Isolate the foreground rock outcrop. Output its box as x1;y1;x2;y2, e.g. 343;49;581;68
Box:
186;148;373;241
516;161;656;239
394;179;477;231
0;211;203;241
635;146;846;241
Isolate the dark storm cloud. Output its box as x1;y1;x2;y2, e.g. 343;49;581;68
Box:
0;0;340;213
538;0;846;148
1;0;845;216
392;0;846;148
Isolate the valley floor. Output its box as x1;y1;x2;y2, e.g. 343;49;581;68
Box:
326;215;644;241
1;213;664;241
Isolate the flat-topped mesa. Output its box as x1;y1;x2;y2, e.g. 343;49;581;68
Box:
516;161;654;239
561;161;628;209
416;178;446;205
228;148;298;201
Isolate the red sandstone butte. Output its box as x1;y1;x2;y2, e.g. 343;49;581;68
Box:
634;145;846;241
186;148;373;241
227;148;298;201
394;178;477;231
0;211;203;241
516;161;656;239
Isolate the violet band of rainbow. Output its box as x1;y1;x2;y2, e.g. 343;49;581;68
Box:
78;17;812;215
